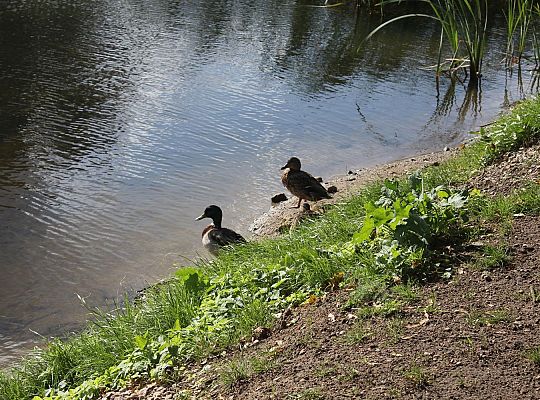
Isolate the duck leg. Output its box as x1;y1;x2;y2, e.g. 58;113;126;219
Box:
294;197;302;208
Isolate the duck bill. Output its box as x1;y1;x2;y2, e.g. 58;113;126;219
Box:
195;214;206;221
280;165;288;170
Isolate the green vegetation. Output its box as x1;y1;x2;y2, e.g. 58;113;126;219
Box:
343;321;372;344
505;0;535;66
466;309;512;326
366;0;540;86
471;243;510;270
403;363;431;388
530;287;540;303
219;352;277;388
384;317;405;345
0;96;539;400
286;388;325;400
525;346;540;366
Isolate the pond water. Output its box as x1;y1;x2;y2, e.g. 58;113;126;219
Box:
0;0;537;366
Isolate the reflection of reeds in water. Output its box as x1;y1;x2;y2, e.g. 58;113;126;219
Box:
425;76;480;136
457;82;480;123
435;78;457;117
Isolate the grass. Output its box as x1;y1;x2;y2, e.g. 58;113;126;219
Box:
423;293;440;314
505;0;534;66
403;363;431;388
525;346;540;366
471;243;511;270
465;309;512;326
391;283;420;303
356;300;404;319
0;96;539;400
472;184;540;226
219;352;277;388
314;363;338;378
384;317;404;345
530;287;540;304
286;388;325;400
343;321;372;344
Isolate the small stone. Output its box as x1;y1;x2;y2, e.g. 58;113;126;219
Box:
444;146;450;151
327;185;338;194
271;193;287;204
252;326;271;341
315;176;323;182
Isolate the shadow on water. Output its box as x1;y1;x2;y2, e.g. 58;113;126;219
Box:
0;0;538;366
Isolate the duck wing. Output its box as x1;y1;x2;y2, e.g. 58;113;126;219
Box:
208;228;246;247
286;171;331;200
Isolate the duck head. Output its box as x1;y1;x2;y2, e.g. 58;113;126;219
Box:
196;205;223;228
281;157;301;171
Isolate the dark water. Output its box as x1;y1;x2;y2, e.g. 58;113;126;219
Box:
0;0;536;366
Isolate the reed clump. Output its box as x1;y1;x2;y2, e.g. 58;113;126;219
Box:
365;0;539;86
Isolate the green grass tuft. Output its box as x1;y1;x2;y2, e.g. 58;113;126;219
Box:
219;352;276;388
526;346;540;366
471;243;511;270
466;309;512;326
403;363;431;388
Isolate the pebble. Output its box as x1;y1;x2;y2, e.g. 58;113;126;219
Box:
271;193;288;204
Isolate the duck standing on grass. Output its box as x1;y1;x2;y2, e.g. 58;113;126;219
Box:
280;157;332;208
195;205;246;255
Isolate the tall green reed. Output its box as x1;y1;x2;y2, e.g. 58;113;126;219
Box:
365;0;489;86
533;5;540;70
505;0;534;67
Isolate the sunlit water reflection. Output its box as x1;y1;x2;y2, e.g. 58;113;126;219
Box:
0;0;537;365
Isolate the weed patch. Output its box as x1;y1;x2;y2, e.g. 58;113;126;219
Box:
466;309;512;326
471;243;511;270
219;352;276;388
526;346;540;366
286;388;325;400
343;321;372;344
403;363;431;388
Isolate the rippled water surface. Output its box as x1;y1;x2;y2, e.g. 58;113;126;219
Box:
0;0;537;365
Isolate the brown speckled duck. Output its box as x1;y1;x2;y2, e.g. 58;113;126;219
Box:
280;157;331;208
196;205;246;255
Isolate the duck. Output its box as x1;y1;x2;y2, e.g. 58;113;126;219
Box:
280;157;331;208
195;205;246;255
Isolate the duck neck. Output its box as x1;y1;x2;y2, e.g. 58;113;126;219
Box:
212;215;222;229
